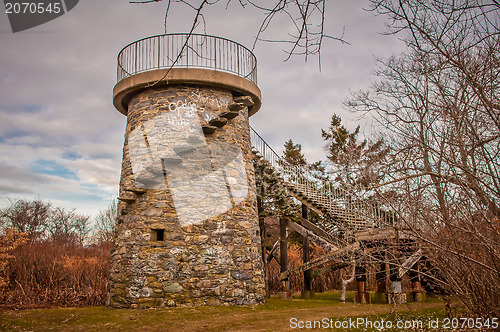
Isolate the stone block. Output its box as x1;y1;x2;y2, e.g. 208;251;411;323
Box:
214;285;226;296
173;143;195;155
231;271;252;280
139;287;153;298
163;283;183;293
207;298;221;306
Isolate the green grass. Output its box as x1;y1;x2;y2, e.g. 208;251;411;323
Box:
0;292;452;332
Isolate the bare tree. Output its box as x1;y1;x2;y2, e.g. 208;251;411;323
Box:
93;201;118;245
0;199;51;240
345;0;500;317
131;0;348;65
340;261;355;303
47;207;90;245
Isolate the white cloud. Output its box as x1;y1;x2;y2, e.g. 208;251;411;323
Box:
0;0;406;217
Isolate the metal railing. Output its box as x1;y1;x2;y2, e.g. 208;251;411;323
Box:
117;33;257;84
250;126;396;232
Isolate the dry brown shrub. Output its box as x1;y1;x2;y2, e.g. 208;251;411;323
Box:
0;240;111;308
266;243;344;294
0;228;28;288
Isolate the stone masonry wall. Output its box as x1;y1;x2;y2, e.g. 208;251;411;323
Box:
107;84;266;308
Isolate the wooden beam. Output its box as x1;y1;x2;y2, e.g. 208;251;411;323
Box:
354;227;397;241
353;227;415;241
280;242;360;280
301;218;338;245
312;261;350;278
286;219;339;251
285;185;327;218
257;196;269;298
398;249;423;278
266;239;280;264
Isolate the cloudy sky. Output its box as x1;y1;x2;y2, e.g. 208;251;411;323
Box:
0;0;406;217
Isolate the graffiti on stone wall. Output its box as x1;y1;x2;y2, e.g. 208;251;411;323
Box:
127;96;248;226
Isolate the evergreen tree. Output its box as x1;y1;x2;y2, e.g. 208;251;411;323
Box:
282;139;307;167
254;155;300;221
321;114;389;189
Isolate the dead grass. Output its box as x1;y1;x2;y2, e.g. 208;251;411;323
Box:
0;291;448;332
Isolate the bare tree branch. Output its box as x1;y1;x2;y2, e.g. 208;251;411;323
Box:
133;0;349;66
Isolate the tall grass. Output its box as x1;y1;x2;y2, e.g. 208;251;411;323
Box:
0;240;111;308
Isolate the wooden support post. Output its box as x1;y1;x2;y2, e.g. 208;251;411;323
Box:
376;262;387;292
354;265;370;303
409;265;425;302
388;243;406;304
278;217;290;299
301;204;313;299
257;197;269;298
373;260;387;303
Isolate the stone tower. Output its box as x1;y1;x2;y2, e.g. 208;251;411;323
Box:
107;34;266;308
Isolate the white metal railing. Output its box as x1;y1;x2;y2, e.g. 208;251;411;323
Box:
250;126;396;231
117;33;257;84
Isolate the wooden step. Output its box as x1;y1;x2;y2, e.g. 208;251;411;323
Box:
283;175;379;233
220;111;239;119
234;95;254;106
202;125;217;135
118;196;136;203
123;186;147;194
229;102;245;111
209;117;228;127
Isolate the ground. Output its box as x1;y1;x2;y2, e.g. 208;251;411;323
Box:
0;292;455;331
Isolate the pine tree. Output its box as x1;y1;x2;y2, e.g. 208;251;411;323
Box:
321;114;389;189
282;139;307;167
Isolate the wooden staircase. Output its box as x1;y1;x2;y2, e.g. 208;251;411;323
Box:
249;127;396;239
249;127;411;279
285;182;373;231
